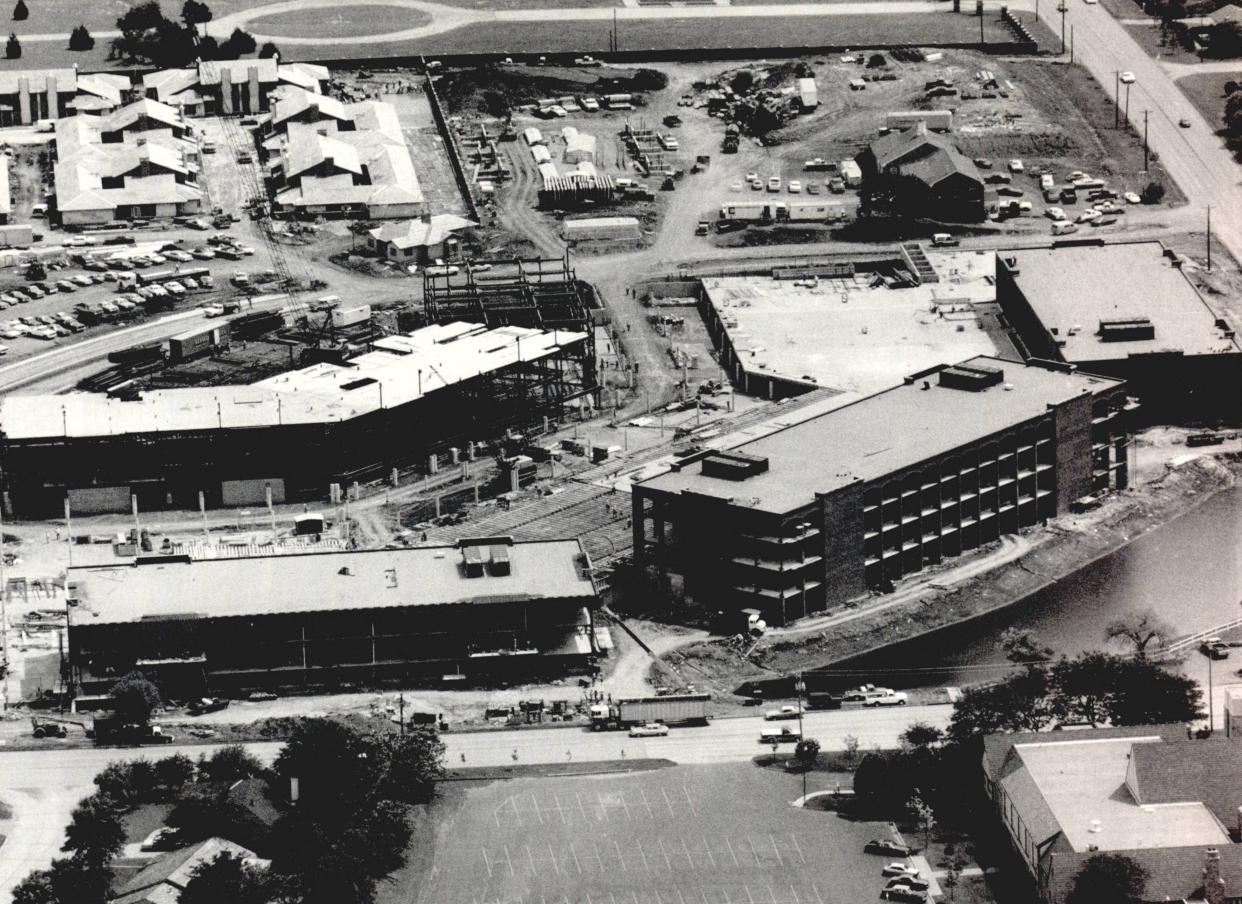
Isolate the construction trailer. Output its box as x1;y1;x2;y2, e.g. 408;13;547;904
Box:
797;77;819;110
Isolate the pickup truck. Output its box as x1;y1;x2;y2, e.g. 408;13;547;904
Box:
931;233;959;247
759;726;801;744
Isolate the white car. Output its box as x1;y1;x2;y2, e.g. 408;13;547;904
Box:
788;180;802;193
629;722;670;737
165;250;193;262
746;171;759;183
1045;206;1065;220
864;691;909;707
147;253;167;265
203;303;226;318
767;176;782;192
1008;159;1024;173
1077;208;1102;223
1124;191;1141;204
0;328;21;339
730;180;743;192
1120;71;1136;84
71;275;94;287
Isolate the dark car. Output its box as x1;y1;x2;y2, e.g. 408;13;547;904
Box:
865;839;913;857
887;877;931;893
881;889;928;904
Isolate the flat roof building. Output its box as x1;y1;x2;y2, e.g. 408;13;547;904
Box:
67;538;601;695
0;321;587;515
996;242;1242;420
699;250;1009;403
633;357;1128;624
983;726;1242;904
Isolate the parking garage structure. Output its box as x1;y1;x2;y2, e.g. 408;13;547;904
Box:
631;357;1129;626
995;242;1242;422
66;537;601;697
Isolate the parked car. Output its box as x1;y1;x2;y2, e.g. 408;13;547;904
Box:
881;888;928;904
887;877;931;892
1120;71;1136;84
764;705;800;721
788;180;802;193
843;685;894;702
1201;637;1231;659
629;722;670;737
864;692;909;707
1008;158;1024;173
881;863;920;878
70;275;94;287
1124;191;1142;204
767;176;782;192
866;840;914;857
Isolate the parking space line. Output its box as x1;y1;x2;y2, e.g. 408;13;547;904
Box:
548;843;562;876
789;833;805;864
681;836;695;869
614;838;628;872
503;844;515;877
769;834;784;867
618;790;631;820
678;889;689;904
482;846;493;878
661;838;676;869
570;842;583;874
590;839;607;873
640;787;656;819
683;785;698;817
725;837;740;868
638;839;651;873
531;793;545;825
722;888;732;904
702;836;717;869
811;884;824;904
661;788;677;818
748;837;762;866
554;792;567;824
790;884;801;904
744;883;756;904
766;882;779;904
575;792;590;823
597;791;610;822
527;844;539;876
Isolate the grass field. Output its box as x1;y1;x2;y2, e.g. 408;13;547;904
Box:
284;11;1017;62
1177;70;1241;133
248;4;432;38
383;762;908;904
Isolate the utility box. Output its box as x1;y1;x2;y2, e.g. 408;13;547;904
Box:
331;305;371;328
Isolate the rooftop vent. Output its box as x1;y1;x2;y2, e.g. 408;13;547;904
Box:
701;451;770;481
1098;317;1154;342
938;363;1004;392
463;544;485;578
489;544;511;576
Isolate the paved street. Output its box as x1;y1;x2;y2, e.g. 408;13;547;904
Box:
1037;1;1242;265
0;704;947;899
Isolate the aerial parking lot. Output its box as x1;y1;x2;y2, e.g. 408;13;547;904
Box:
396;763;903;904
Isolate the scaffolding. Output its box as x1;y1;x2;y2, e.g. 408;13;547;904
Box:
423;255;598;408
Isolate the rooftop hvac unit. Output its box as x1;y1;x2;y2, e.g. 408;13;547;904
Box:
463;544;485;578
489;545;511;576
938;363;1004;392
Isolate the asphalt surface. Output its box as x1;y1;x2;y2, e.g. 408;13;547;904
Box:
0;703;947;898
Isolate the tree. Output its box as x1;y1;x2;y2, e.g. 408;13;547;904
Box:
900;722;945;752
181;0;212;26
842;733;860;767
1000;628;1053;665
218;26;256;59
1105;609;1173;658
1226;79;1240;95
5;32;18;59
1049;652;1123;725
480;89;510;119
93;760;156;805
181;851;270;904
153;753;196;793
258;40;278;58
62;794;124;866
1105;657;1202;725
11;0;25;20
1066;853;1149;904
730;70;755;95
12;855;108;904
853;752;891;800
198;745;264;783
1140;181;1166;203
907;789;935;850
794;737;820;770
1204;20;1242;59
68;25;94;50
109;671;161;723
112;2;197;66
947;667;1052;743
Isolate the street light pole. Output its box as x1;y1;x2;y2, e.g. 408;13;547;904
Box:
1143;109;1150;171
796;671;806;802
1209;654;1215;734
1060;7;1067;52
1114;71;1121;128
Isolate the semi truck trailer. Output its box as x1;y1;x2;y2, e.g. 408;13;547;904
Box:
589;693;710;730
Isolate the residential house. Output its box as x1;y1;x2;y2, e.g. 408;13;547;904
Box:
367;214;474;264
857;123;988;221
110;837;264;904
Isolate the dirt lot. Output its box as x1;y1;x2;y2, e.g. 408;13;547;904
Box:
1176;70;1242;136
384;762;910;904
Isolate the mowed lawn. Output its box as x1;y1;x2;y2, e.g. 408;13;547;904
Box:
286;11;1017;61
383;762;909;904
1177;70;1242;135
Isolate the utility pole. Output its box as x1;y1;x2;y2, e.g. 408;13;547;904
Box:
1070;24;1074;62
1207;206;1213;271
1143;109;1150;171
399;693;405;735
795;672;806;803
1114;71;1121;128
1060;6;1067;52
1208;653;1215;733
1124;81;1132;127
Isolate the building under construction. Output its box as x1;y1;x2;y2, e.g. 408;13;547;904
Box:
0;320;590;516
422;255;598;407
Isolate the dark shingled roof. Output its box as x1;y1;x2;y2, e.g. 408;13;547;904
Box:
1130;737;1242;826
